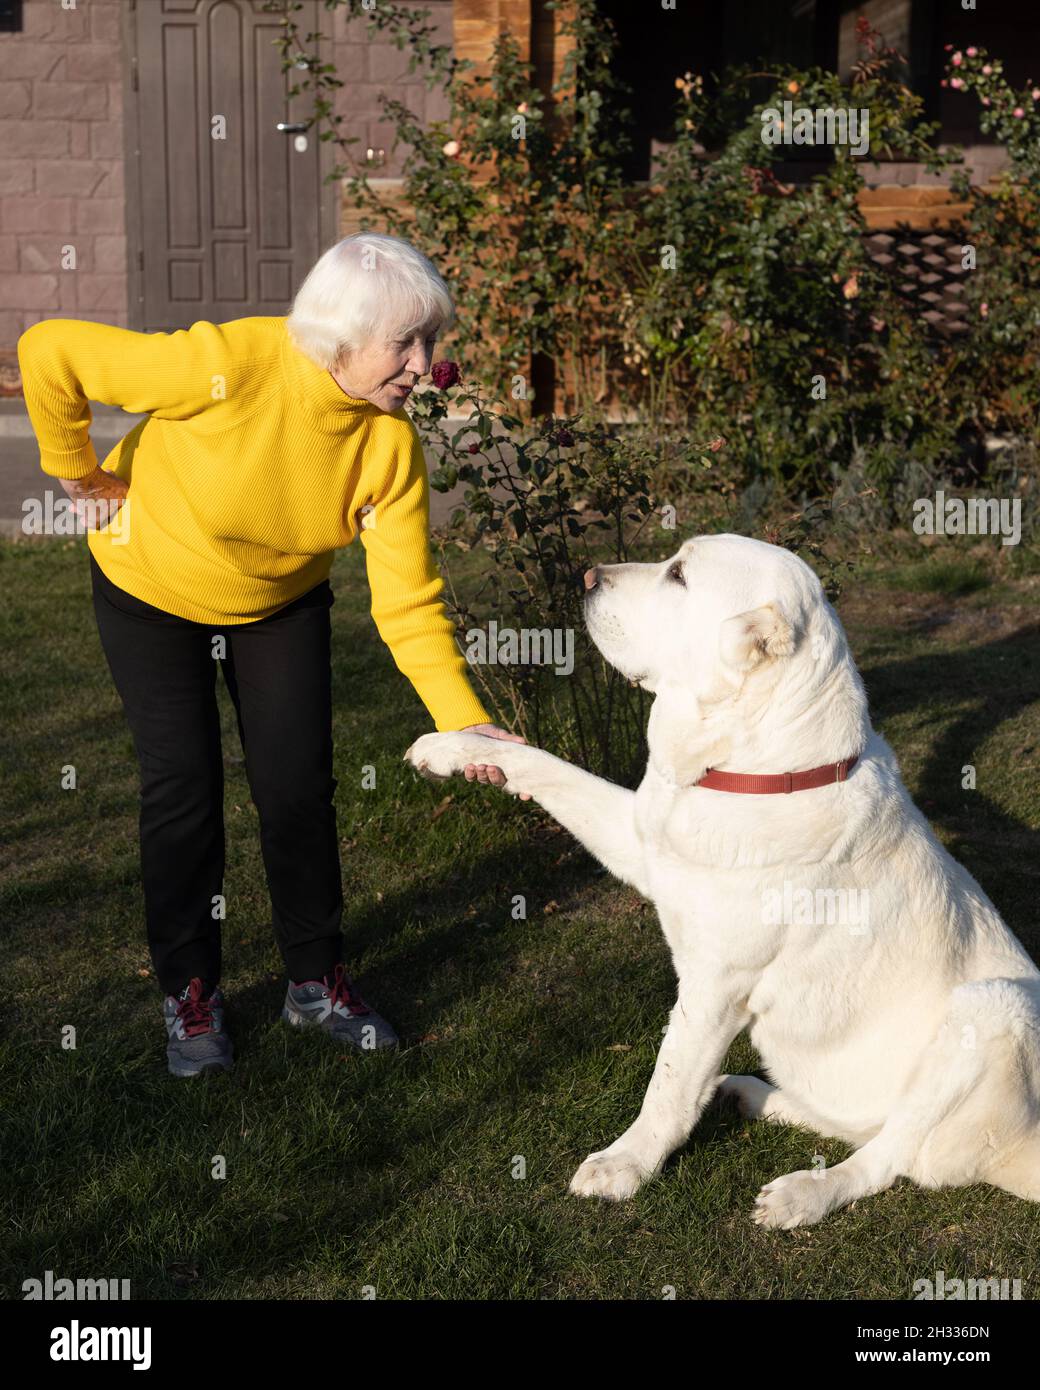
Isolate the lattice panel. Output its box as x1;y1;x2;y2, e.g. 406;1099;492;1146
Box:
863;228;973;339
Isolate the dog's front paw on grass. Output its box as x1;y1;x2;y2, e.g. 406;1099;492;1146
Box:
752;1169;833;1229
569;1151;650;1201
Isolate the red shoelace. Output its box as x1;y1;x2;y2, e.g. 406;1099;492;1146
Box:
327;963;370;1016
177;977;218;1037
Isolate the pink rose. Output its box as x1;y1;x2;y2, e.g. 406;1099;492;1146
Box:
980;303;989;318
952;52;962;66
966;47;977;57
950;78;962;89
442;140;460;158
1033;89;1040;101
1014;107;1025;117
982;97;991;106
982;65;992;75
940;79;948;88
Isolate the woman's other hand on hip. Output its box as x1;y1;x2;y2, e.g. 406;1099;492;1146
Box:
60;466;129;530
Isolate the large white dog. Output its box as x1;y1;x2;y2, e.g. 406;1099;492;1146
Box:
404;534;1040;1227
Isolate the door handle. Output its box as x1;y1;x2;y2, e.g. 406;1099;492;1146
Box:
276;121;309;133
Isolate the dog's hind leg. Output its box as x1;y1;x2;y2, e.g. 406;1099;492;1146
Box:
987;1131;1040;1202
751;979;1040;1229
716;1074;836;1132
919;978;1040;1204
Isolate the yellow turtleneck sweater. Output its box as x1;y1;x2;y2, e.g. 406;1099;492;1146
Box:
17;315;492;733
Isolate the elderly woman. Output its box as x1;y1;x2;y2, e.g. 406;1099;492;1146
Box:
17;232;524;1078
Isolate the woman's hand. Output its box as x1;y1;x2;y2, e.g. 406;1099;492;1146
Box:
457;723;532;800
59;466;129;530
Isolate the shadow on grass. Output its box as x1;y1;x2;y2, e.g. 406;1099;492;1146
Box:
4;541;1039;1295
861;620;1040;953
1;832;686;1295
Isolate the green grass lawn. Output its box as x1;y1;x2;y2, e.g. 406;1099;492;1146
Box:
1;535;1038;1301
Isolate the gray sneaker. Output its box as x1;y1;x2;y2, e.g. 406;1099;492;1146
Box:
282;963;398;1051
163;977;233;1077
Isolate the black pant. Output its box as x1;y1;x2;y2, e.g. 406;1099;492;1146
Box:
90;551;344;996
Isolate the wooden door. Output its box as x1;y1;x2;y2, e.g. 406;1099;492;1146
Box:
126;0;328;330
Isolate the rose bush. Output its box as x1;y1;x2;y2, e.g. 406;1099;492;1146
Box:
270;2;1039;762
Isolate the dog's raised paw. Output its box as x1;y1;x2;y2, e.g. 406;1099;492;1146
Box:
752;1169;831;1229
403;731;487;781
569;1151;648;1201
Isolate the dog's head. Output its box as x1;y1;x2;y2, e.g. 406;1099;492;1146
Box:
583;533;867;783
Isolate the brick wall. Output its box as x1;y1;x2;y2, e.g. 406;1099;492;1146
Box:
329;0;452;182
332;0;453;235
0;0;125;348
0;0;1009;388
0;0;456;353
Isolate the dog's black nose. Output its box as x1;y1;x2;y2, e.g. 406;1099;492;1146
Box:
583;567;599;592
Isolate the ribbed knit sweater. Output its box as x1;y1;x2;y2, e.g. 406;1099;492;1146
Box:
17;315;492;733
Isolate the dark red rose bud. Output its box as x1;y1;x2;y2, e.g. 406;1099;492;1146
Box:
552;429;575;447
467;442;480;454
431;360;461;389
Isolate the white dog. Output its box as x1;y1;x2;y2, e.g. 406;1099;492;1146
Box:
404;534;1040;1227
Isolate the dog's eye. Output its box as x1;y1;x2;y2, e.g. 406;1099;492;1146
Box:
667;561;686;586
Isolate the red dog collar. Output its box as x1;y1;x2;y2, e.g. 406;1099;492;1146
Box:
694;754;859;794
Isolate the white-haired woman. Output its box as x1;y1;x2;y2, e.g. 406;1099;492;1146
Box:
17;232;524;1078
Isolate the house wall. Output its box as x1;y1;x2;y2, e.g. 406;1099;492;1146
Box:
0;0;1027;391
332;0;453;209
0;0;455;350
0;0;125;346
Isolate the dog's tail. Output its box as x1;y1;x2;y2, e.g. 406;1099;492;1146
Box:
989;1129;1040;1202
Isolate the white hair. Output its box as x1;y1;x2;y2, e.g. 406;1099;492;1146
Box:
286;232;456;369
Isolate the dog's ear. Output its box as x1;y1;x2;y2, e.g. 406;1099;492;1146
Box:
719;602;796;672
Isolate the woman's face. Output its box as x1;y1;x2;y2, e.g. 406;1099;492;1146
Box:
330;326;440;412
